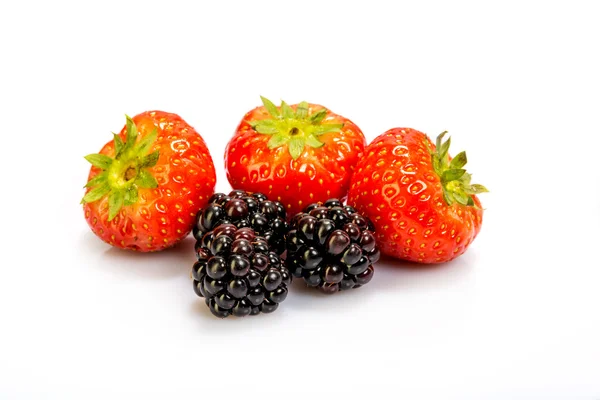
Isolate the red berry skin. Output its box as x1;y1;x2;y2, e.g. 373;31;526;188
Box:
83;111;216;252
347;128;484;264
225;100;366;217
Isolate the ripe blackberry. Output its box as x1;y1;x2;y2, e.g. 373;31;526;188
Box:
192;190;288;255
286;198;380;294
193;224;292;318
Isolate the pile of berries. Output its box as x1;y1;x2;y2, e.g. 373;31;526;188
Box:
82;100;487;321
191;191;380;318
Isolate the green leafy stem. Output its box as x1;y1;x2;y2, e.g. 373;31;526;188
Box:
429;131;488;207
82;116;159;221
250;96;343;160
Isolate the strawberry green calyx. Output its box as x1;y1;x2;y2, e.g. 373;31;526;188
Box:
250;96;344;160
428;131;488;207
82;116;159;221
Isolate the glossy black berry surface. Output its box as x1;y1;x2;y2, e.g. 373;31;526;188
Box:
193;190;288;255
193;225;291;318
286;199;379;294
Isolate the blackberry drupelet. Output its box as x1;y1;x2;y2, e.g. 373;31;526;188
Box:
192;190;288;255
193;224;292;318
286;198;380;294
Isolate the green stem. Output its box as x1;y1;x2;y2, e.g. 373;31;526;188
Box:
250;97;344;160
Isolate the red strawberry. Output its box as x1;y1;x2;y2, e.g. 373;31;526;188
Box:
225;97;366;217
82;111;216;252
347;128;487;264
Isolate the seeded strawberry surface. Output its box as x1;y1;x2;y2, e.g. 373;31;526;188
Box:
83;111;216;251
348;128;487;264
225;97;366;216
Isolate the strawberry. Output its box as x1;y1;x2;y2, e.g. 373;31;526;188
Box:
347;128;487;264
225;97;366;217
82;111;216;252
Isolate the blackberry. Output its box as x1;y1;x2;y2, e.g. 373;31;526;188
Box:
192;190;288;255
193;224;292;318
286;198;380;294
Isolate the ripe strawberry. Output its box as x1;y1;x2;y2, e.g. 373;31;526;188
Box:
347;128;487;264
82;111;216;252
225;97;366;217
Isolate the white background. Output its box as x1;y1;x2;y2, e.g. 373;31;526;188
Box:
1;1;599;399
